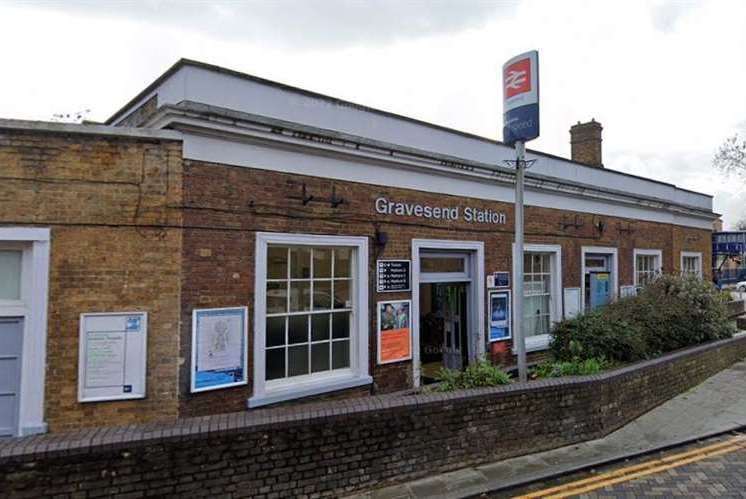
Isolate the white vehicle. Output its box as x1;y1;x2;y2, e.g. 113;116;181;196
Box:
736;281;746;292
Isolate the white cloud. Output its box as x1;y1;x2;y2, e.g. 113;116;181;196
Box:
1;0;745;226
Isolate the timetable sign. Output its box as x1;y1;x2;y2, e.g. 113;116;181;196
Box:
377;260;411;293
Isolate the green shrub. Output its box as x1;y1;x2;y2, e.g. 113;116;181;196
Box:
432;359;511;392
532;357;610;378
551;273;735;363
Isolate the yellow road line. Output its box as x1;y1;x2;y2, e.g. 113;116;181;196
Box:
515;435;746;499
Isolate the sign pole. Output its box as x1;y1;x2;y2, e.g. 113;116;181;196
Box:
514;141;528;382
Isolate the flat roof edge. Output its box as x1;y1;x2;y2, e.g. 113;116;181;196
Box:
0;118;182;141
108;59;713;200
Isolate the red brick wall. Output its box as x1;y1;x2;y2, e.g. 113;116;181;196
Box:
178;159;712;417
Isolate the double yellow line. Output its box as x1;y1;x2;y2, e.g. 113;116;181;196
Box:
515;434;746;498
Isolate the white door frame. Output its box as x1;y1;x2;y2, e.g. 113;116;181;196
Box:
0;228;50;436
411;239;485;388
581;246;618;310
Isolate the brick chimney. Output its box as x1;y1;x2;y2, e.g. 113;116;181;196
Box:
570;119;603;168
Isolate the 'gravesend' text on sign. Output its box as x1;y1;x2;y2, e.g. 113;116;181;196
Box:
375;197;506;225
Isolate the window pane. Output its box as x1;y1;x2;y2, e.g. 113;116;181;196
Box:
332;312;350;339
288;345;309;377
266;317;286;347
313;248;332;278
0;250;22;300
267;281;287;314
333;279;350;309
288;315;308;344
266;348;285;380
289;281;311;312
267;247;287;279
311;343;330;373
311;313;330;341
523;253;531;270
313;280;332;310
332;340;350;369
290;247;311;279
421;257;464;273
334;248;351;278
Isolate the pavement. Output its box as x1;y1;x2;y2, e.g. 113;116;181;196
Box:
347;355;746;499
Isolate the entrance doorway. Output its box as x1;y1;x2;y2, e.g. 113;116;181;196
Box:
581;246;619;312
411;240;485;388
418;283;468;384
0;318;23;439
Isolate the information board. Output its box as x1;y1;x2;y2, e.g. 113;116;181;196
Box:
377;300;412;364
191;307;248;393
488;290;511;342
78;312;147;402
376;260;411;293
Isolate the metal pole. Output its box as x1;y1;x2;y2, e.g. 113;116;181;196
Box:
514;141;528;382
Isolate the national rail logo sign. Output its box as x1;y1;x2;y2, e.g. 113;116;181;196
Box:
502;50;539;145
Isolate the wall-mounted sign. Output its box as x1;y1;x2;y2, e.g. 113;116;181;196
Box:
487;271;510;289
489;290;511;342
78;312;147;403
620;285;637;298
191;307;248;393
375;197;506;225
377;300;412;364
377;259;411;293
503;50;540;145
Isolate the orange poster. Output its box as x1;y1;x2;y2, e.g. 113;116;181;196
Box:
378;300;412;364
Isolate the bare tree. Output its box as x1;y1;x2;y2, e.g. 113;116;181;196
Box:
714;134;746;229
714;134;746;178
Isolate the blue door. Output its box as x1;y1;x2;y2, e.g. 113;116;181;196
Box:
0;317;22;438
589;272;611;310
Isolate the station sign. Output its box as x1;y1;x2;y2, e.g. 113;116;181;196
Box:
502;50;539;145
377;260;411;293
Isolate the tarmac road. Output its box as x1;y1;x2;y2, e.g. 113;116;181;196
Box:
496;432;746;498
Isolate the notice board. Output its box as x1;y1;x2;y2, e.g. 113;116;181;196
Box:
377;300;412;364
191;306;248;393
78;312;147;402
376;260;411;293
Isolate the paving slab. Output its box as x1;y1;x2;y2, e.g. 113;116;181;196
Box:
344;359;746;499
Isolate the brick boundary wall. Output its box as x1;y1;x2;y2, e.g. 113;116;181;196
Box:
2;335;746;498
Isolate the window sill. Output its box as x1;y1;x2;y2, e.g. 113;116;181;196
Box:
512;334;551;354
247;374;373;408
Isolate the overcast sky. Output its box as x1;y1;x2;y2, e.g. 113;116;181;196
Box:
2;0;745;227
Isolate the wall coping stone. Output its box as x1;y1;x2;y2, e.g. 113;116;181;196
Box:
1;334;744;465
0;118;182;141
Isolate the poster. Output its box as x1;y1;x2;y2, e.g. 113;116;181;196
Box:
191;307;248;392
489;290;511;342
78;312;147;402
377;300;412;364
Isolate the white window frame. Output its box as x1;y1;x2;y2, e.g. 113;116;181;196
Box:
513;243;563;352
249;232;371;408
0;228;50;437
681;251;703;278
581;246;619;310
633;249;663;288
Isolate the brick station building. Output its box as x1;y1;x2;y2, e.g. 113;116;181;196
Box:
0;59;716;437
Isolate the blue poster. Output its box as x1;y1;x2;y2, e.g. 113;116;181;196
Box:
192;307;248;392
489;291;511;342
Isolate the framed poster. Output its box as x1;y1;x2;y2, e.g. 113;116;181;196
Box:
78;311;147;403
191;306;248;393
377;300;412;364
488;290;511;342
377;260;411;293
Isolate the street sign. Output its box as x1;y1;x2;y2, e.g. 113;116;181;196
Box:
502;50;539;145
